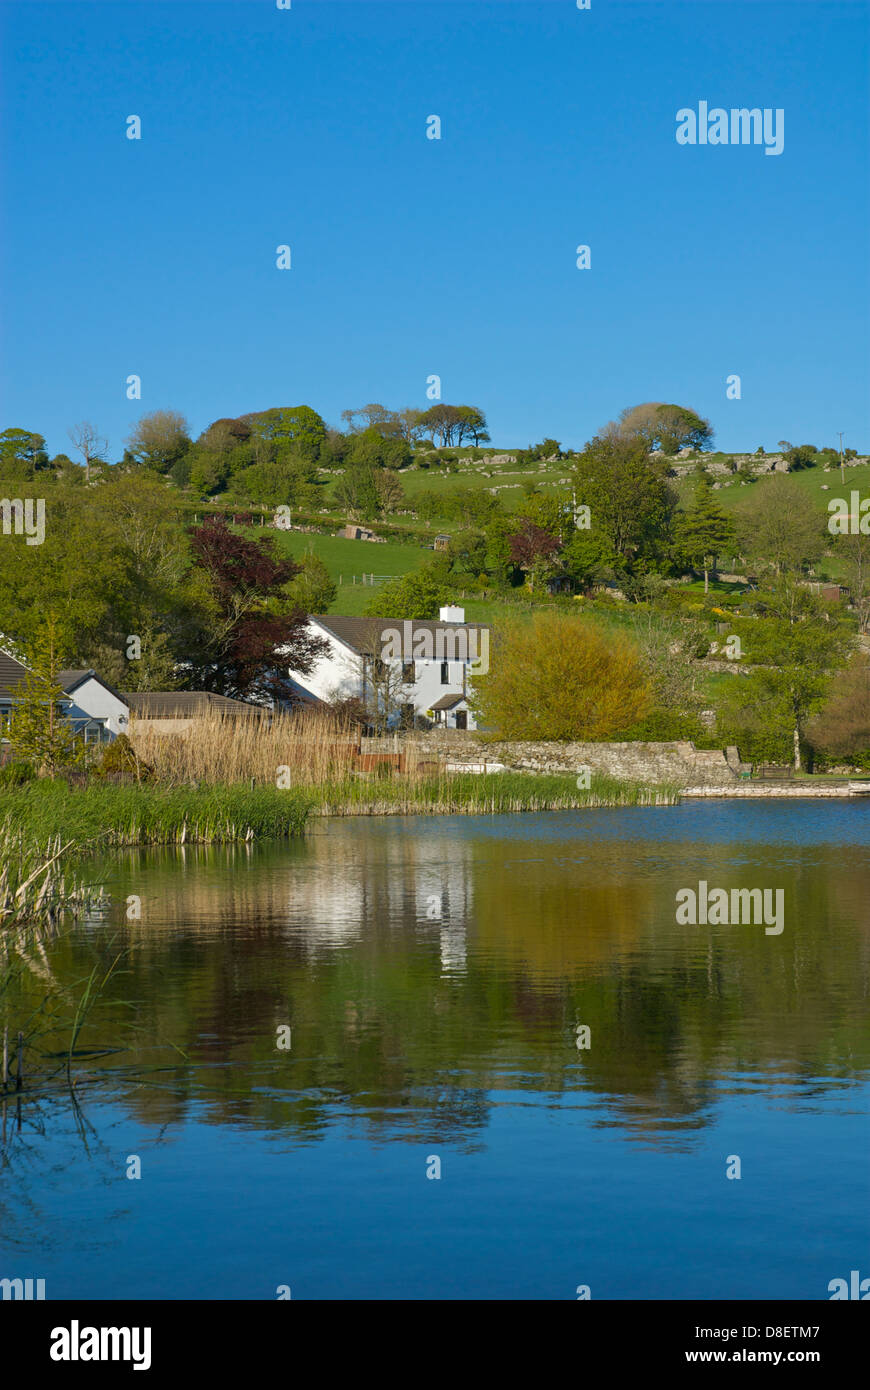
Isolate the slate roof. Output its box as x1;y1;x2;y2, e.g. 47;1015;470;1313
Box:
125;692;260;718
0;652;126;705
0;650;27;698
312;615;490;654
429;693;467;711
58;670;127;704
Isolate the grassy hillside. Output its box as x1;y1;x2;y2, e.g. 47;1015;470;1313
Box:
244;451;870;615
675;461;870;512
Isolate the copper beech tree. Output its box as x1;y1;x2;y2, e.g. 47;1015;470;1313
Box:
188;516;327;705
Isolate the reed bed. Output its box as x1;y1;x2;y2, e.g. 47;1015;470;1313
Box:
128;708;364;787
0;824;104;929
0;709;680;847
0;782;315;848
0;771;678;847
310;771;681;816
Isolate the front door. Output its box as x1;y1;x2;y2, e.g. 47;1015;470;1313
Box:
455;710;468;730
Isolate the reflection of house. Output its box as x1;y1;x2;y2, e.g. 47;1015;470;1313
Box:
0;649;128;745
284;607;489;731
125;691;261;734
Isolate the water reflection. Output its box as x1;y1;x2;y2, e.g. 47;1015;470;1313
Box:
2;806;868;1300
1;806;864;1152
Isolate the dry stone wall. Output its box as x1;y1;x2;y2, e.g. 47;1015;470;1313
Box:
366;733;737;786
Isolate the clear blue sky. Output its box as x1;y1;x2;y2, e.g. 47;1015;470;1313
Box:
1;0;868;459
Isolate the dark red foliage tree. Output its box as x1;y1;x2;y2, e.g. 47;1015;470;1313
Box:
508;520;562;571
188;516;328;704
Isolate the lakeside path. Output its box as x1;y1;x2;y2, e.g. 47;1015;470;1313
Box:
684;782;870;798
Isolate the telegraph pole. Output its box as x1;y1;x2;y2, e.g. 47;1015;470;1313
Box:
838;431;846;485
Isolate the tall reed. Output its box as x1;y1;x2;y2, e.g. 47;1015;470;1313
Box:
128;708;364;787
0;782;314;848
0;823;105;929
309;771;681;816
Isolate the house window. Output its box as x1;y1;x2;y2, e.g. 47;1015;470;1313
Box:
440;661;449;684
82;720;109;745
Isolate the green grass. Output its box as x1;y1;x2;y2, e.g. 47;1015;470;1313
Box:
675;461;870;515
0;772;681;847
0;782;315;848
310;770;680;815
267;530;425;613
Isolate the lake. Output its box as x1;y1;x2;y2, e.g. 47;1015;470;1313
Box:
1;802;868;1300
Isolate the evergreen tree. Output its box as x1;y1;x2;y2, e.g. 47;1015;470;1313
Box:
7;617;86;775
674;488;736;592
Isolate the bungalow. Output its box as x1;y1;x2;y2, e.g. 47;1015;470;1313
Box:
0;649;129;745
283;606;489;731
125;691;265;734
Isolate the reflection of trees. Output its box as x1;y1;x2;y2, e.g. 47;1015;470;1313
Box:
7;825;869;1149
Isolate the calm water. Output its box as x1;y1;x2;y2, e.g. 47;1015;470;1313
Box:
1;802;868;1300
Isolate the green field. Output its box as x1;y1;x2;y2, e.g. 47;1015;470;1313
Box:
675;461;870;512
675;462;870;582
270;529;425;614
247;454;870;615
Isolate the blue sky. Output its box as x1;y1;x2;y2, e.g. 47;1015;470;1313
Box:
1;0;867;458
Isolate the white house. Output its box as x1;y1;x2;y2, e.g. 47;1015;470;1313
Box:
284;606;490;731
0;649;129;745
59;670;130;739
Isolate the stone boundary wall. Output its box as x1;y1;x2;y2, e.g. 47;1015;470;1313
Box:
364;734;737;787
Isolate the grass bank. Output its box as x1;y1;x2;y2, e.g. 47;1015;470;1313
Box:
0;772;680;848
303;770;679;816
0;781;316;848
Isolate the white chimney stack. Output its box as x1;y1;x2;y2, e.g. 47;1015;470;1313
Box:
439;605;465;623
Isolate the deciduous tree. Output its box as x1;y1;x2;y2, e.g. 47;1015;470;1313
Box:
187;517;327;703
124;410;191;473
470;612;650;740
734;474;827;575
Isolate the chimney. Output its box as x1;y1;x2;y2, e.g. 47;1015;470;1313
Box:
439;605;465;623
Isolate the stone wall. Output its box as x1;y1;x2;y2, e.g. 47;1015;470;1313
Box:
365;733;737;786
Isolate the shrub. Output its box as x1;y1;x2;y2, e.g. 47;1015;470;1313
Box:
806;657;870;764
0;760;36;787
470;611;651;740
93;733;153;782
